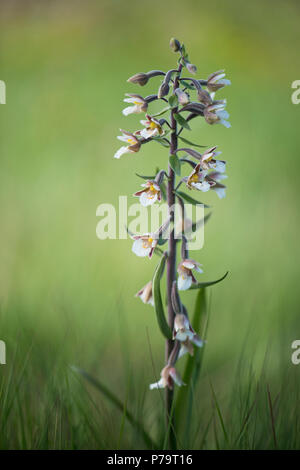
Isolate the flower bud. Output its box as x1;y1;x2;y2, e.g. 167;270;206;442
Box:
175;88;189;105
186;62;197;75
197;89;212;106
127;73;149;86
171;281;182;314
158;81;170;99
170;37;181;52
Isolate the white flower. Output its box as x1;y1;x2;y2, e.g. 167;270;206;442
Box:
150;365;184;390
214;187;226;199
122;94;148;116
215;109;231;128
208;172;227;199
186;166;211;192
207;70;231;93
139;115;164;140
132;234;157;258
192;180;211;192
133;181;161;206
204;101;231;128
135;281;154;306
178;335;205;358
177;259;203;291
200;146;226;173
114;130;141;159
173;314;194;342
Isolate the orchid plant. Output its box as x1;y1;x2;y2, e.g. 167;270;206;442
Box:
114;38;230;447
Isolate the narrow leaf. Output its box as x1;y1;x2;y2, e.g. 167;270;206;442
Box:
152;137;170;148
180;80;194;90
175;288;207;428
169;154;181;176
174;190;210;208
192;212;212;231
152;106;171;117
135;173;156;180
160;181;167;201
178;136;206;148
168;94;178;108
174;113;191;130
153;254;172;339
157;237;168;246
189;271;229;289
71;366;157;449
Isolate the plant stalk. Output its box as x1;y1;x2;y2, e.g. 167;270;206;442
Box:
165;63;182;450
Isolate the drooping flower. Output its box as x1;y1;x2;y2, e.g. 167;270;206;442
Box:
208;171;227;199
132;234;158;258
133;180;161;206
206;70;231;93
122;94;148;116
149;365;184;390
173;313;195;341
200;146;226;173
178;335;205;358
177;259;203;291
185;166;211;192
135;281;154;306
114;130;141;159
204;100;231;128
139;115;165;140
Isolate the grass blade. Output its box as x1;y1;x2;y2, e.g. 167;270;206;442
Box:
210;381;229;447
71;366;157;449
267;384;278;449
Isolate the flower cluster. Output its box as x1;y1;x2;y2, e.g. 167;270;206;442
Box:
114;38;230;392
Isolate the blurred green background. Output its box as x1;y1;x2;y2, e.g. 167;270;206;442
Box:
0;0;300;449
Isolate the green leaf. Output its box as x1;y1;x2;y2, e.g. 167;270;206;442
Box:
71;366;158;449
175;288;208;431
151;106;171;117
189;271;229;289
169;154;181;176
174;113;191;130
152;254;172;339
152;137;170;148
192;212;212;231
135;173;156;180
180;80;194;90
168;94;178;108
174;190;210;208
160;181;167;201
178;136;206;148
153;246;164;256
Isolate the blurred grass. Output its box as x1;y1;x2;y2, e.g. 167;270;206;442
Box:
0;0;300;449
